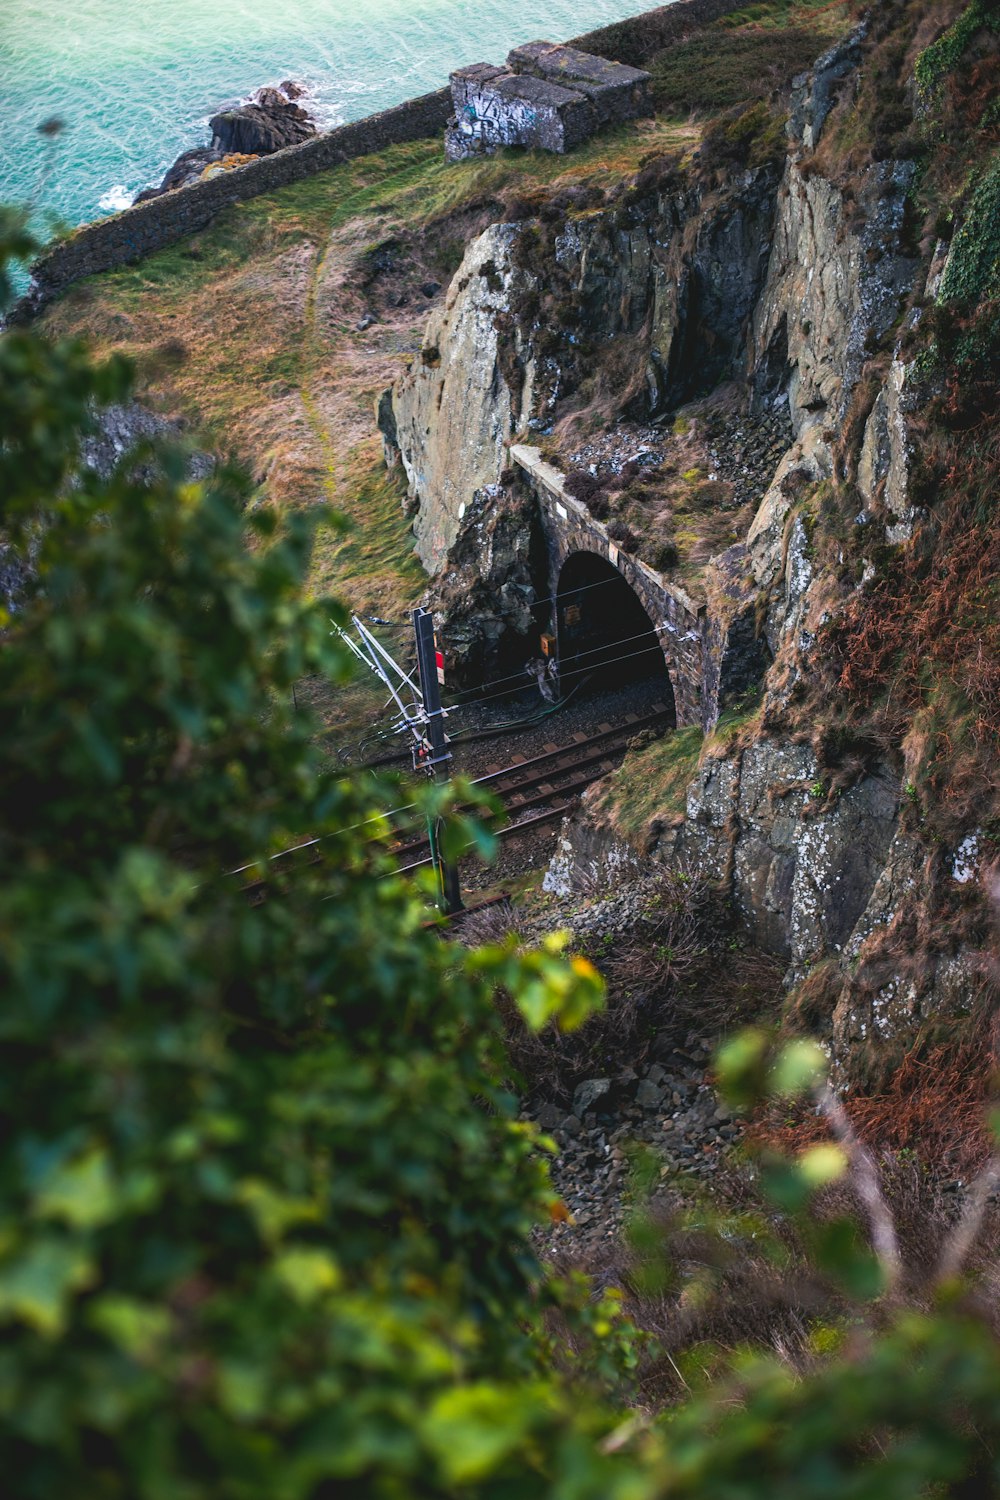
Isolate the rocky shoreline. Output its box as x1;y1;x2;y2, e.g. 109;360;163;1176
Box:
135;81;316;204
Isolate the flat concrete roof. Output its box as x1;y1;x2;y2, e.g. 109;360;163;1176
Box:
508;40;651;90
492;72;587;111
450;63;506;86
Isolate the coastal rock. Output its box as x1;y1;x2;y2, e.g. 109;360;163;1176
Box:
210;82;315;156
139;81;315;203
134;146;225;202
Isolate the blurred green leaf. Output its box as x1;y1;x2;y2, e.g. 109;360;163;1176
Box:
770;1040;827;1100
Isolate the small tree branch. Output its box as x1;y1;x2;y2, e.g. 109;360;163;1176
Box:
937;1156;1000;1284
816;1081;902;1290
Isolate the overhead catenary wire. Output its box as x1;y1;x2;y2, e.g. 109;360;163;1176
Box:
442;640;673;717
444;629;670;713
344;570;672;709
339;636;674;751
234;652;672;878
334;607;668;743
446;675;588;740
354;571;641;636
226;798;421;880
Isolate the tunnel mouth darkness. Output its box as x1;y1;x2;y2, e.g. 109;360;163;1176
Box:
556;551;676;718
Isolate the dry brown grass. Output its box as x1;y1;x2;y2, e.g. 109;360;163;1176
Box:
751;1036;999;1178
548;1139;1000;1409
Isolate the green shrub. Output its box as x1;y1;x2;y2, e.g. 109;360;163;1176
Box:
915;0;1000;98
0;226;620;1499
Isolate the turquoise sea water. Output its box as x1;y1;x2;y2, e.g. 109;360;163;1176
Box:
1;1;652;230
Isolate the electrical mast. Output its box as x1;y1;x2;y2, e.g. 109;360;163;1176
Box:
412;607;463;915
332;611;462;915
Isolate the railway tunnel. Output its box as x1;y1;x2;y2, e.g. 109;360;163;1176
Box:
555;551;677;725
511;444;706;728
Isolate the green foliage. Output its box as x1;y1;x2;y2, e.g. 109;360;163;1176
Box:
0;228;620;1499
915;0;1000;98
939;149;1000;305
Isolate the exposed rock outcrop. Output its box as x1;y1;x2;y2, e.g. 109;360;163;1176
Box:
384;222;533;570
1;403;213;617
210;84;316;156
384;159;781;574
136;82;314;203
80;402;214;483
430;478;545;685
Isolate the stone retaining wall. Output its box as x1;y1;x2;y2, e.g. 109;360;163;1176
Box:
13;89;452;320
14;0;745;319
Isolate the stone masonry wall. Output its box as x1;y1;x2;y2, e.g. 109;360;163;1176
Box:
511;443;706;728
13;90;452;321
13;0;746;320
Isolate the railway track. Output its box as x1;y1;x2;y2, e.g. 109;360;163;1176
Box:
238;700;672;902
391;701;673;873
346;672;598;770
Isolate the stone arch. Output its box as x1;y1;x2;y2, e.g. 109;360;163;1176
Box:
555;549;677;725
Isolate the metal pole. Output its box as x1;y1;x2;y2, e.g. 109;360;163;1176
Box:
412;608;463;916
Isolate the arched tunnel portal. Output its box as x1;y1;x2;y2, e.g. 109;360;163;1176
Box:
510;442;709;727
556;551;676;725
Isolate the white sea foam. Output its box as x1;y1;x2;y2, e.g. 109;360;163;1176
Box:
97;184;135;212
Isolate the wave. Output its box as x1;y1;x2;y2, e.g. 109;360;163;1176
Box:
97;184;136;212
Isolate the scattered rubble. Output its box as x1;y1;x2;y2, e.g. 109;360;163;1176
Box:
496;876;752;1251
528;1031;740;1251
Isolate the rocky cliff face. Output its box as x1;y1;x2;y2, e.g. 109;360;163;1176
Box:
541;30;988;1081
386;222;533;570
384;150;781;573
384;15;997;1082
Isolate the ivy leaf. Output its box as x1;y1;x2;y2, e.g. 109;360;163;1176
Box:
273;1247;342;1303
0;1239;96;1336
423;1383;541;1484
34;1145;117;1229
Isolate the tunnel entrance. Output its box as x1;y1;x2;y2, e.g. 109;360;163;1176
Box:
556;551;675;715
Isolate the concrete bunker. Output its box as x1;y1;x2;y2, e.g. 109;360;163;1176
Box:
555;550;676;723
445;42;651;161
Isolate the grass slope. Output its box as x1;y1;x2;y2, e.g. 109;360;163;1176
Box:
649;1;852;111
41;120;699;751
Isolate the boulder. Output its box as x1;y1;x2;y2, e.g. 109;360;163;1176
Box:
133;147;225;202
210;93;314;156
573;1079;611;1117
